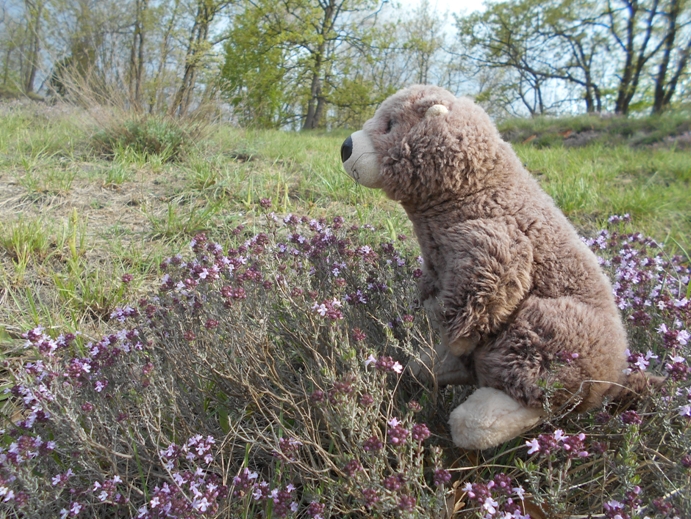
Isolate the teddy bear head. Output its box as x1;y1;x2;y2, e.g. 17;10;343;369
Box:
341;85;503;208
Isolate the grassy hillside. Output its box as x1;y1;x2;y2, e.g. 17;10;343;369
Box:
0;102;689;517
1;104;688;333
499;111;691;149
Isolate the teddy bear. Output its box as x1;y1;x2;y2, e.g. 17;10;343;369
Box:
340;84;657;450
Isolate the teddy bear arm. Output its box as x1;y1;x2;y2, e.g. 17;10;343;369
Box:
442;222;533;347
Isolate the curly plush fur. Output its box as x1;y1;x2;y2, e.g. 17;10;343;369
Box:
342;85;659;450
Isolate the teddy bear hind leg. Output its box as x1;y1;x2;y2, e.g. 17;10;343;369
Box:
408;342;475;386
449;387;544;450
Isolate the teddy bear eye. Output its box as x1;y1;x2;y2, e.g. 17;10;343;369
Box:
386;119;395;133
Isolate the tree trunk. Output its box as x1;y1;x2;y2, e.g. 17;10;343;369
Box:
301;0;338;130
652;0;680;113
302;66;323;130
129;0;148;111
584;86;594;113
170;0;214;117
150;0;180;113
3;48;12;87
661;38;691;110
23;0;43;94
613;0;638;114
612;0;661;114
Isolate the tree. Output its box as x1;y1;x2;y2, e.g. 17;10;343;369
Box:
169;0;233;117
145;0;182;113
221;0;382;130
23;0;45;93
651;0;691;112
1;2;24;92
400;0;446;85
452;0;690;115
221;1;292;127
455;0;563;115
46;0;131;100
128;0;149;110
538;0;608;113
603;0;666;114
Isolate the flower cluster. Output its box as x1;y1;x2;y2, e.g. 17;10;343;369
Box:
525;429;589;458
584;221;690;426
433;469;452;487
343;459;362;477
603;485;642;519
583;227;689;327
387;418;410;446
624;348;658;374
311;298;343;320
91;475;126;504
230;468;305;518
274;437;302;462
365;354;403;374
5;210;690;517
166;435;217;465
461;473;529;518
665;354;689;381
620;410;643;425
363;436;384;452
134;435;229;517
2;323;150;513
138;470;227;518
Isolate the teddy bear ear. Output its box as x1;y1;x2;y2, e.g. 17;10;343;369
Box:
425;104;449;118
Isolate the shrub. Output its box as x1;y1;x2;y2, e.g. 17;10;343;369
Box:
92;117;199;162
2;213;690;517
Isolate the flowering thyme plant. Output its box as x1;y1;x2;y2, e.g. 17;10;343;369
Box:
1;213;690;517
2;214;451;517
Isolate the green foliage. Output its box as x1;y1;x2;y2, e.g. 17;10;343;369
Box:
326;77;392;129
0;217;53;263
219;0;390;130
514;143;690;249
103;164;133;186
220;2;290;128
92;116;197;162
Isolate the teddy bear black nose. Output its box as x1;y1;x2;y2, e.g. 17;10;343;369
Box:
341;136;353;163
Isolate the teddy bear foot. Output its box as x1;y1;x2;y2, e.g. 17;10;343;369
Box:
449;387;544;450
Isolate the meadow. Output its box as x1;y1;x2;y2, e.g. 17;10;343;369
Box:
0;101;689;518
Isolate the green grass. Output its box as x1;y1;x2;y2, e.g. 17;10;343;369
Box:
516;144;691;244
0;102;689;335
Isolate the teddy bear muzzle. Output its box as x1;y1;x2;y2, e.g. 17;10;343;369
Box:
340;130;383;189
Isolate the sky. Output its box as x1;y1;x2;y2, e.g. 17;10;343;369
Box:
390;0;485;36
397;0;484;16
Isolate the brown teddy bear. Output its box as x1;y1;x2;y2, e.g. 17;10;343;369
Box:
341;85;655;450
